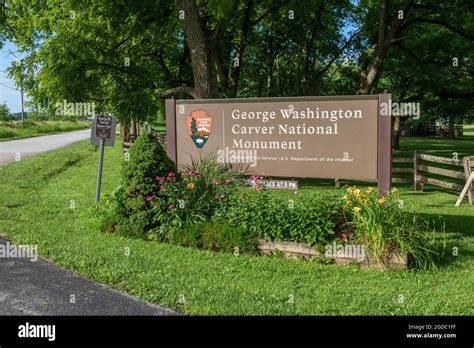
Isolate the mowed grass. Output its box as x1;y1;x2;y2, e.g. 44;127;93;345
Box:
0;137;473;315
0;120;90;140
464;124;474;137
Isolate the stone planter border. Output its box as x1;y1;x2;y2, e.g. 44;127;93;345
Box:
257;240;408;270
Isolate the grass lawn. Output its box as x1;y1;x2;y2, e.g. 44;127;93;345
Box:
0;120;90;140
464;124;474;137
0;136;473;315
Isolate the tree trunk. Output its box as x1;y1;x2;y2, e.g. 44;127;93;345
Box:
448;115;455;138
229;0;253;97
357;0;413;95
357;42;390;95
392;116;401;150
301;3;323;95
392;78;413;150
175;0;219;99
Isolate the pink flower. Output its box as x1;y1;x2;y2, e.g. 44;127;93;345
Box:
189;170;199;177
214;193;219;199
154;203;159;208
160;184;165;189
168;171;175;177
212;179;220;185
168;204;174;209
146;196;152;201
255;185;263;191
220;194;225;199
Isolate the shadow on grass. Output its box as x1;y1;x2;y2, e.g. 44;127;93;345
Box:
419;212;474;237
410;210;474;268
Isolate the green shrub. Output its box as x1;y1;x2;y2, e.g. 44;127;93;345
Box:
28;111;50;121
166;223;202;248
0;114;16;121
342;186;442;269
115;132;176;236
199;222;257;253
158;222;257;254
149;154;241;237
19;120;37;128
89;188;124;234
219;187;340;245
0;129;16;138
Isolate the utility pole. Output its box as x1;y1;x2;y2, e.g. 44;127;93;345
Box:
20;76;24;122
15;57;25;122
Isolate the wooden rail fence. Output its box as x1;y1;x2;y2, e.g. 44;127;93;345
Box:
337;152;474;205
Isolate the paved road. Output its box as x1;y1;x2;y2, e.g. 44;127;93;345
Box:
0;129;90;165
0;237;179;315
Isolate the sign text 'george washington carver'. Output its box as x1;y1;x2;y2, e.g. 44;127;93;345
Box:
166;95;391;182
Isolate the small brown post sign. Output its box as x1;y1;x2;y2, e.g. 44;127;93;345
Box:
166;95;392;195
95;115;113;139
90;114;117;202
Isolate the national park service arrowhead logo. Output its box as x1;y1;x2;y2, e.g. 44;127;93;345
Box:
186;110;212;149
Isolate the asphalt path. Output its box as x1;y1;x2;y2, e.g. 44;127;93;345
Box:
0;238;178;315
0;129;90;165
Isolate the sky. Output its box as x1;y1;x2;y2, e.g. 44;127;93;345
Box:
0;41;28;113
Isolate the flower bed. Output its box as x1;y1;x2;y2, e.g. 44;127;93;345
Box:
105;133;443;270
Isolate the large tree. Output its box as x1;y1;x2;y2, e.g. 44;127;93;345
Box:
2;0;472;132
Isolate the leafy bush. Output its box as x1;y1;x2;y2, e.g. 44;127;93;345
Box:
149;154;241;238
342;186;441;269
115;132;176;236
0;129;16;138
219;186;340;245
0;103;14;121
28;111;51;121
0;114;15;121
200;223;257;253
159;222;257;254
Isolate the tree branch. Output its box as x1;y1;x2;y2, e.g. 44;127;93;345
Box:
158;85;196;98
408;18;474;40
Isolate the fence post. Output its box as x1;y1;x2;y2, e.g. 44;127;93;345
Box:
378;93;392;197
165;98;177;164
463;156;473;205
413;150;423;191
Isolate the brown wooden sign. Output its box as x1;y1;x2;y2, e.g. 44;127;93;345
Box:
95;115;114;139
91;115;116;147
166;95;392;195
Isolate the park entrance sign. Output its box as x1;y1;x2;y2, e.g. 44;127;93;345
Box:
166;95;392;195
